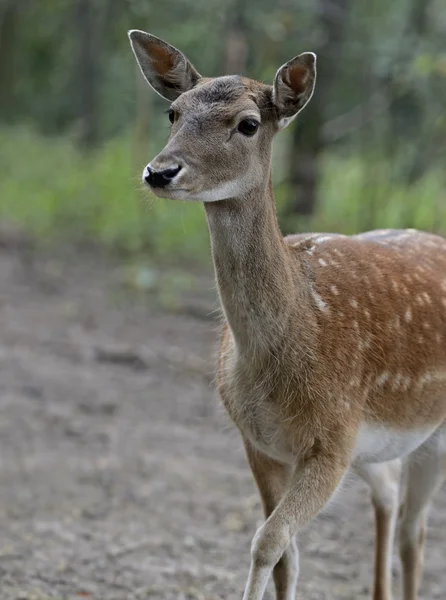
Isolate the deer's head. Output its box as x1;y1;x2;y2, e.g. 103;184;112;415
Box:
129;30;316;202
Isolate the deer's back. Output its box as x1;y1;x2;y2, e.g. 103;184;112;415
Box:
286;229;446;432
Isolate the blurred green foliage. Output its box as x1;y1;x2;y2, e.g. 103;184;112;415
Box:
0;126;210;258
0;0;445;260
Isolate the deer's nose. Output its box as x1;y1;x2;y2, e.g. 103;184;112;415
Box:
144;164;182;188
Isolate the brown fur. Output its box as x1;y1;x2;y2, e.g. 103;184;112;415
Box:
128;30;446;600
216;225;446;459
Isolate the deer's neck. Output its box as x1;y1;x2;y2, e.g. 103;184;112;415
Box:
205;177;308;354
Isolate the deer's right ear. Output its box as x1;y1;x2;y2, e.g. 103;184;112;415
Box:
128;30;201;101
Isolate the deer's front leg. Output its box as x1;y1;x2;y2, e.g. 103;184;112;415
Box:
244;440;298;600
242;436;352;600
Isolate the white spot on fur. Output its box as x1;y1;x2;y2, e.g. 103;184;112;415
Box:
392;373;403;391
349;376;361;387
363;335;373;349
315;235;336;244
310;284;329;312
350;298;358;309
405;308;412;323
401;376;411;392
358;335;372;351
416;373;435;391
376;371;390;387
318;258;327;266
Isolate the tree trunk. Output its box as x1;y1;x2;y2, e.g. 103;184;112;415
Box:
0;0;17;121
223;0;248;74
285;0;350;222
388;0;431;185
75;0;100;147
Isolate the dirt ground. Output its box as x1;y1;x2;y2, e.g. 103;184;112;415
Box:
0;247;444;600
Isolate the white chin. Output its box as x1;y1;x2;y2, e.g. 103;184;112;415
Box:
150;179;244;202
191;179;245;202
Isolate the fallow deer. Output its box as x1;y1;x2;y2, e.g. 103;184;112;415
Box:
128;30;446;600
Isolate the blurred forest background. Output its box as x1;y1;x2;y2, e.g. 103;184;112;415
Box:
1;0;445;262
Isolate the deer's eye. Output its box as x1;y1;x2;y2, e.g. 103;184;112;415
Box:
237;118;259;136
168;108;176;124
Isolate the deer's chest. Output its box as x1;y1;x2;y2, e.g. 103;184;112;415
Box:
218;349;298;464
243;396;296;463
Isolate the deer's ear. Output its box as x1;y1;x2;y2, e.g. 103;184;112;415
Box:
128;30;201;101
273;52;317;129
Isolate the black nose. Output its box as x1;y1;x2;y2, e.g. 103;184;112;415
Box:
144;165;181;188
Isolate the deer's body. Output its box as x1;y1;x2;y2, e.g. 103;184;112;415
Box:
216;226;446;467
128;29;446;600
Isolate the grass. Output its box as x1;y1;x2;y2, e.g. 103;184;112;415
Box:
0;125;210;259
276;152;446;236
1;125;445;262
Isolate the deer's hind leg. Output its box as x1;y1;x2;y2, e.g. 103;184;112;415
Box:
244;440;298;600
399;427;446;600
354;460;401;600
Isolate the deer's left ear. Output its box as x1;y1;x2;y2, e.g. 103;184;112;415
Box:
273;52;317;129
128;30;202;101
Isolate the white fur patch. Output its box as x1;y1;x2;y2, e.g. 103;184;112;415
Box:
190;179;246;202
314;235;338;244
309;284;329;312
278;114;298;130
353;424;436;463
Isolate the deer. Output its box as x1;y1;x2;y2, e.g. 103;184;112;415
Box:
128;30;446;600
